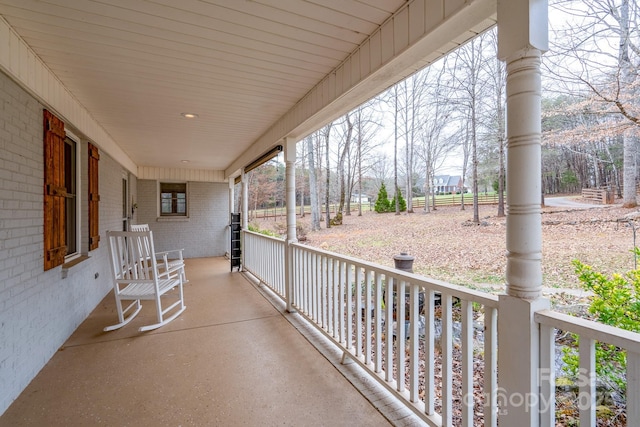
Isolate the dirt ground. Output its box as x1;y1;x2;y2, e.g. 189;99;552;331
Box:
252;197;640;301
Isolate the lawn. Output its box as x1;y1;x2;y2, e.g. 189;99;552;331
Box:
253;199;637;300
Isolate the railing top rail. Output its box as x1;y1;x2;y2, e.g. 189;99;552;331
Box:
535;309;640;354
243;229;285;242
291;241;499;308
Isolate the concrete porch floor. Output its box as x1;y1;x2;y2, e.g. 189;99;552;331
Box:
0;257;423;427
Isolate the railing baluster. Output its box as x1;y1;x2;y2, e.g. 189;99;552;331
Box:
385;275;394;382
365;269;372;365
316;254;324;327
346;263;353;350
333;260;343;342
409;282;419;403
628;351;640;426
374;272;383;373
355;266;363;358
327;256;333;336
461;299;473;427
307;254;322;324
442;293;453;427
579;337;596;427
302;251;308;319
539;323;555;427
425;290;435;416
339;260;345;345
324;255;329;329
484;306;498;427
396;280;406;393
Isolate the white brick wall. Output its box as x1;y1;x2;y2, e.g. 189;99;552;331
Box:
0;71;130;415
136;180;229;258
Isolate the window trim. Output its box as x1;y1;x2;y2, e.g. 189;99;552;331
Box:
65;131;81;262
159;181;188;217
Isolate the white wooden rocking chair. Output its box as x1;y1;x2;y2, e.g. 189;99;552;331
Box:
105;230;186;332
130;224;188;283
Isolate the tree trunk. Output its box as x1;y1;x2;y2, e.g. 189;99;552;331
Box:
336;113;353;220
394;87;400;215
496;56;506;217
324;124;332;227
620;0;636;207
306;135;321;231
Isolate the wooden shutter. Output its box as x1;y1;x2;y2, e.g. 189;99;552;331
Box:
43;110;67;270
88;143;100;250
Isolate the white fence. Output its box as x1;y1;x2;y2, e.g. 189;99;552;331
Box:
242;231;286;298
536;309;640;427
242;230;640;426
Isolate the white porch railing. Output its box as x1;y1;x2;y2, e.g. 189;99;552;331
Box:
242;231;640;426
536;310;640;427
243;231;499;427
290;243;499;427
242;231;286;298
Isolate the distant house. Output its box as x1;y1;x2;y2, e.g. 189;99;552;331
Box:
351;193;370;203
433;175;463;194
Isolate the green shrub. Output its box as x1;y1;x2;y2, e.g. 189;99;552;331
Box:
374;183;391;213
562;251;640;392
391;187;407;212
247;223;279;237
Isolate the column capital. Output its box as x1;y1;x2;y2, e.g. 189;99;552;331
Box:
497;0;548;60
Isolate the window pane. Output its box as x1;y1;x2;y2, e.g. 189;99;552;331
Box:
64;137;77;256
159;183;187;216
177;199;186;213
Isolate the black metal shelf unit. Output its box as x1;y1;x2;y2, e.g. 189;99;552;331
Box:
230;213;241;271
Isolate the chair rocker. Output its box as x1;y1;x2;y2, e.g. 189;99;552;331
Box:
105;230;186;332
130;223;188;283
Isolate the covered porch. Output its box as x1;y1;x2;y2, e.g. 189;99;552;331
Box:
1;0;639;425
0;257;415;426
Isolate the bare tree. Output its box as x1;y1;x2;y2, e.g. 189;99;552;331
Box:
447;33;492;223
546;0;639;206
319;123;333;227
414;62;456;213
335;112;354;223
305;133;321;231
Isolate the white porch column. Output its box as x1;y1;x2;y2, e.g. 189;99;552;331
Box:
241;170;248;230
241;170;248;270
497;1;550;426
228;177;235;214
228;177;235;258
284;137;297;313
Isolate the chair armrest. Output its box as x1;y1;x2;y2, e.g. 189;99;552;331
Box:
155;249;185;279
155;249;185;259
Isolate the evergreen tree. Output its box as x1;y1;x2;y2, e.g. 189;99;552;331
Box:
375;183;391;213
391;187;407;212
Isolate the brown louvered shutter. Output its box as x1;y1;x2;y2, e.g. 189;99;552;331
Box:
88;142;100;250
43;110;67;270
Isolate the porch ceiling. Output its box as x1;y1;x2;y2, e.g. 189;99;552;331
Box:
0;0;495;175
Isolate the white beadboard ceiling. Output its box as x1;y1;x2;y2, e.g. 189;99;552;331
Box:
0;0;494;174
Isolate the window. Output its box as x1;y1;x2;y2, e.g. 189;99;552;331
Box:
64;136;78;256
44;110;67;270
43;110;99;271
160;182;187;216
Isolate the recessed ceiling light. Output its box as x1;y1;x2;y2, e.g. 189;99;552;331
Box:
181;160;190;163
181;112;198;119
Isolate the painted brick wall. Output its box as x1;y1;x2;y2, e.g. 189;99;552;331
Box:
0;71;129;415
136;180;228;258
